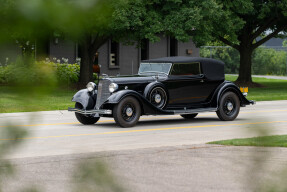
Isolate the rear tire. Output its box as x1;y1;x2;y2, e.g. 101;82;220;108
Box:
216;92;240;121
180;113;198;119
113;96;141;128
75;102;100;125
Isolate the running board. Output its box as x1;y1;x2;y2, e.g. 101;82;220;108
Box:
165;107;217;115
68;108;112;115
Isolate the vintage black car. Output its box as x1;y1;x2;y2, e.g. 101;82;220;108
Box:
68;57;255;127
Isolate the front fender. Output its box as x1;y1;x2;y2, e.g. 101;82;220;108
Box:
72;89;96;110
105;90;170;115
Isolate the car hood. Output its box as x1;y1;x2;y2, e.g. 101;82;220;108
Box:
106;75;165;84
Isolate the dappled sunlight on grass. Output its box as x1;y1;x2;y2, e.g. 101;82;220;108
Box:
226;75;287;101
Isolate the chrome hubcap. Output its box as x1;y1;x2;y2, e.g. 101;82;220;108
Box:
227;102;233;111
126;107;133;117
154;94;161;103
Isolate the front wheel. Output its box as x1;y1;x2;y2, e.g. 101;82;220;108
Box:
216;92;240;121
113;96;141;128
75;103;100;125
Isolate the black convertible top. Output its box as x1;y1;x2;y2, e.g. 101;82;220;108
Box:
142;56;225;81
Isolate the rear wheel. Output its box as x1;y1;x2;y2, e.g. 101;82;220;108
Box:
180;113;198;119
75;102;100;125
216;92;240;121
113;96;141;128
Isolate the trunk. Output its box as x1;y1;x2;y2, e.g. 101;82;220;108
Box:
236;47;253;85
78;34;109;85
79;37;94;85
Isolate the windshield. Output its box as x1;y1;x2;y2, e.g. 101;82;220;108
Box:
138;63;172;75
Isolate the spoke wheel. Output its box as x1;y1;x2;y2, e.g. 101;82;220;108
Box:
113;97;141;128
216;92;240;121
75;102;100;125
149;87;167;109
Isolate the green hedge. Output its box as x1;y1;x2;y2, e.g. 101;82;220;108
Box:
200;47;287;75
0;61;81;85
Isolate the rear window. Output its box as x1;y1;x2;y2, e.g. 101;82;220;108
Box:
170;63;201;76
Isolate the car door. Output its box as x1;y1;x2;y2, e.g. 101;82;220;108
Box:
164;62;211;107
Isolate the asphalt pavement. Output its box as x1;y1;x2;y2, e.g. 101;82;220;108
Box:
1;100;287;191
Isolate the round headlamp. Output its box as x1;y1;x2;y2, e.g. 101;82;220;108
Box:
86;82;96;92
109;83;118;93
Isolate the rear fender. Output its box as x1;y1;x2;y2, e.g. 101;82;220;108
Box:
72;89;96;110
210;81;252;108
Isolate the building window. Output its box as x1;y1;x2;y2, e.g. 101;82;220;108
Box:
170;37;178;56
110;40;119;67
141;39;149;60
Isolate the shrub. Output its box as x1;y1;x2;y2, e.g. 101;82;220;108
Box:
200;47;287;75
0;61;82;85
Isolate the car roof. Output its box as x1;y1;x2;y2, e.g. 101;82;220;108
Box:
142;56;225;81
142;56;223;65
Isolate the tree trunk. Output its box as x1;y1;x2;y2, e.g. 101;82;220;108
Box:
79;36;94;85
235;47;253;86
78;34;109;86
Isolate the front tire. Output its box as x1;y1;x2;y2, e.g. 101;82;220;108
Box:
75;102;100;125
181;113;198;119
113;96;141;128
216;92;240;121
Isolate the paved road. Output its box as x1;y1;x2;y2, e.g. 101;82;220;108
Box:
1;100;287;191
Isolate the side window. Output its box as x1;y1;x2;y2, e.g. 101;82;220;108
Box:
170;63;201;76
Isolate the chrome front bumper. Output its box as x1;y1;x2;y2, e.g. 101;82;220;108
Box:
68;107;112;115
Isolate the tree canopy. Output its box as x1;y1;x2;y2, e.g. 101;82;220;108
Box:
1;0;287;85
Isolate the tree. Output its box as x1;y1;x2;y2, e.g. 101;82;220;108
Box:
77;0;164;84
155;0;287;86
214;0;287;86
0;0;117;82
0;0;166;85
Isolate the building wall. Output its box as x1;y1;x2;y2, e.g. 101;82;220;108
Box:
149;36;169;59
0;44;21;65
97;37;199;75
118;43;139;75
177;40;199;57
49;39;77;63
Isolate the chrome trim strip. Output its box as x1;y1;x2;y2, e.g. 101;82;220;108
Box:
166;107;217;115
68;108;112;115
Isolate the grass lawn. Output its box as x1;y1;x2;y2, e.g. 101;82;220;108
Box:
0;86;76;113
0;76;286;113
208;135;287;148
225;75;287;101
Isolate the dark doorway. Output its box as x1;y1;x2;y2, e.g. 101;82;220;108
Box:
170;37;178;56
141;39;149;60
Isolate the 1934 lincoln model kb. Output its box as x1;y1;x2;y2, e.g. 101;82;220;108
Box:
68;57;255;127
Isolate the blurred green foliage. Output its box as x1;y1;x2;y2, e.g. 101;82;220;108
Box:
73;159;125;192
0;124;29;192
201;47;287;75
0;61;99;85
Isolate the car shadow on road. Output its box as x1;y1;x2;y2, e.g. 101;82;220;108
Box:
94;117;221;128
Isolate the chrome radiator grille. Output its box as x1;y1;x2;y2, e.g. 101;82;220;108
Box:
95;79;111;109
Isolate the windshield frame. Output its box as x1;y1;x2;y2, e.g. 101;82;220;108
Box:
138;62;172;75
